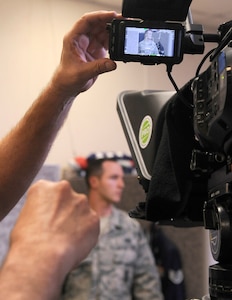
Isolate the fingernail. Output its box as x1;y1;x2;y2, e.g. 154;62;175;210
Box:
105;60;117;72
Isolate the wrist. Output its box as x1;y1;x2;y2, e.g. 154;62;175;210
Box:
50;66;81;101
0;243;67;300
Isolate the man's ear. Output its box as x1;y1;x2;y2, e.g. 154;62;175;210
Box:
89;176;99;189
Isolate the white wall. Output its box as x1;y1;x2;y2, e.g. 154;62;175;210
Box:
0;0;215;168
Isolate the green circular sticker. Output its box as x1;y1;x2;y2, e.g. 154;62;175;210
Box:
139;116;153;149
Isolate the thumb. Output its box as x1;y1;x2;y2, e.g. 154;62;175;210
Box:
76;58;117;93
91;58;117;76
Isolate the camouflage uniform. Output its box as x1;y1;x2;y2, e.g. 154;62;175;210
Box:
62;207;163;300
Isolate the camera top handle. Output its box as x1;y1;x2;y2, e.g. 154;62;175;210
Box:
122;0;193;22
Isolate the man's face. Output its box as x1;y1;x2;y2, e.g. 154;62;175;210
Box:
95;161;125;204
145;30;153;40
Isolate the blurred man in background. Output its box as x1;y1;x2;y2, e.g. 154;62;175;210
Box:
62;158;163;300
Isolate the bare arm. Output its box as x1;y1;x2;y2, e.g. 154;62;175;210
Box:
0;180;100;300
0;11;118;220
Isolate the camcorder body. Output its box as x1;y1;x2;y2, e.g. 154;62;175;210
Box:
112;0;232;299
193;45;232;155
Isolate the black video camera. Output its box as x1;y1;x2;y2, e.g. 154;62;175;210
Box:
113;1;232;299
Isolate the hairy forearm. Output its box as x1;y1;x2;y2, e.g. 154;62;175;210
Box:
0;80;75;220
0;244;65;300
0;10;119;221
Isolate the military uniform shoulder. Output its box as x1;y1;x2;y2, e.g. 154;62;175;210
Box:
114;208;142;230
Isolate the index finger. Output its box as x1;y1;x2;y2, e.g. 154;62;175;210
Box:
70;11;120;36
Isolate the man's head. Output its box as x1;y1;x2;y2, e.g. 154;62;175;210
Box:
144;29;153;40
86;158;125;205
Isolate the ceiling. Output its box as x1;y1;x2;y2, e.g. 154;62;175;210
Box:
89;0;232;33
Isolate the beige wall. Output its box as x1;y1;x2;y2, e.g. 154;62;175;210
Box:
0;0;216;168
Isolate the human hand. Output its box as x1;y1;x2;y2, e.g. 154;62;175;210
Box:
52;10;120;98
10;180;99;276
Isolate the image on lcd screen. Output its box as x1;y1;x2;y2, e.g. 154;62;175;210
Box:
124;27;175;57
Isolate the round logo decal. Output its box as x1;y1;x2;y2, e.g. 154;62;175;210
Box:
139;116;153;149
